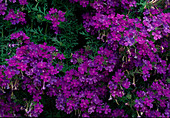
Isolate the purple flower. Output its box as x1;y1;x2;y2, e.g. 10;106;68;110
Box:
165;109;170;117
80;99;89;109
66;100;75;110
19;0;28;5
78;65;87;74
49;8;57;14
27;85;36;94
89;68;98;75
92;95;101;105
79;0;89;7
122;78;130;89
85;91;93;99
44;8;65;34
88;106;95;114
17;63;27;71
96;106;103;114
49;66;59;75
63;75;72;82
108;81;117;90
82;113;90;118
124;37;135;46
0;71;4;82
136;36;145;44
7;59;18;66
37;62;47;69
9;0;16;3
57;53;65;60
104;105;111;114
4;69;15;78
112;76;121;83
4;9;26;25
112;109;126;117
134;99;143;109
136;91;146;97
71;79;80;87
143;97;154;108
0;1;7;16
34;103;43;113
152;30;162;40
33;95;41;102
40;73;51;82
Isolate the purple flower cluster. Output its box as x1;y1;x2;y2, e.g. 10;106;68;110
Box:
0;0;7;15
69;0;89;7
81;1;169;86
83;13;151;47
9;0;17;3
10;31;30;44
82;6;170;61
70;0;136;11
0;92;21;117
55;47;124;117
0;0;27;16
0;1;169;118
4;9;26;25
108;69;130;98
135;80;170;117
143;8;170;40
74;2;170;117
0;31;65;117
44;8;66;34
9;0;28;5
53;29;168;117
18;0;28;5
133;42;168;81
91;0;136;14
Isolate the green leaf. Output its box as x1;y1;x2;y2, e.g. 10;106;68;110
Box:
167;78;170;83
32;8;38;11
126;94;132;99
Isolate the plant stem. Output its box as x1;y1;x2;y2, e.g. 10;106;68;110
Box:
45;23;48;35
2;28;3;38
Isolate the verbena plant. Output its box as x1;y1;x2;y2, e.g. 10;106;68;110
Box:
0;0;169;117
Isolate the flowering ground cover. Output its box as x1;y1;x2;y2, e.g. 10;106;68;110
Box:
0;0;170;117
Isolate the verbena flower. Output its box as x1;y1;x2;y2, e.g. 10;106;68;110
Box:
4;9;26;25
45;8;65;34
0;0;7;15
